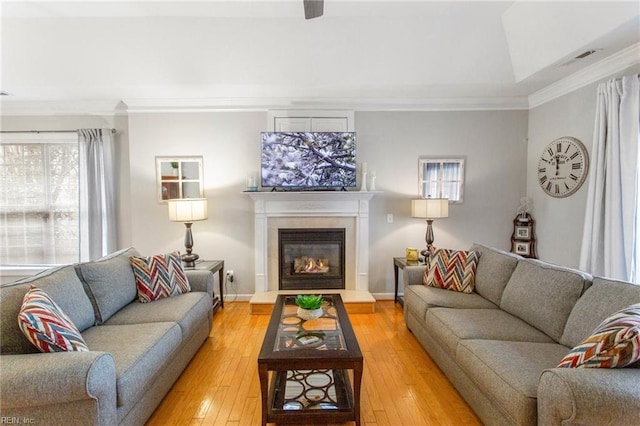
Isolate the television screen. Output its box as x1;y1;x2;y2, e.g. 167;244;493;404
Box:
261;132;357;189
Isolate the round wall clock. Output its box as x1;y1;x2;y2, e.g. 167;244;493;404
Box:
537;136;589;198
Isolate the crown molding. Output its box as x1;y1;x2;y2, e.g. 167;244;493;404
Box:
122;96;529;113
0;99;127;116
528;42;640;109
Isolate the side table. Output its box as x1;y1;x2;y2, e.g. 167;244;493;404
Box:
184;260;224;310
393;257;426;306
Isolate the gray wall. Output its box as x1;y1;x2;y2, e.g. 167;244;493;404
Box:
0;108;530;297
527;64;640;268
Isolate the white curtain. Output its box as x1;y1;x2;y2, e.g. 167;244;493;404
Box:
78;128;117;261
579;74;640;282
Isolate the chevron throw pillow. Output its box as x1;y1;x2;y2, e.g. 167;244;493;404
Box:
130;252;191;303
557;303;640;368
18;285;89;352
423;249;481;293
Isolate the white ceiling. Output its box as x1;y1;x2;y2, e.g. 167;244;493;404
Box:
1;0;639;114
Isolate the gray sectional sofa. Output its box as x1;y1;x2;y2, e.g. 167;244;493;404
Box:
403;243;640;425
0;247;214;425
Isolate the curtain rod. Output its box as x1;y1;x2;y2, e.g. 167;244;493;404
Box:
0;129;116;134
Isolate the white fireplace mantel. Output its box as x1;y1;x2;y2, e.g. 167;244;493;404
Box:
247;191;378;295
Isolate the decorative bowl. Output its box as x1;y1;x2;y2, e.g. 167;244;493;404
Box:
297;307;323;321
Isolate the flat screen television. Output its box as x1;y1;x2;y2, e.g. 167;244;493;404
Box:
261;132;357;189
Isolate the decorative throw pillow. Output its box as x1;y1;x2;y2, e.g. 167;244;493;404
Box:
17;285;89;352
557;303;640;368
423;249;481;293
130;252;191;303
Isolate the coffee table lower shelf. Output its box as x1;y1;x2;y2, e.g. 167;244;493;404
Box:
267;369;355;424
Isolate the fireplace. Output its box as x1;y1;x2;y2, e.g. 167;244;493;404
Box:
278;228;346;290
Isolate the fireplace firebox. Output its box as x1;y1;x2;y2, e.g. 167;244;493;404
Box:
278;228;346;290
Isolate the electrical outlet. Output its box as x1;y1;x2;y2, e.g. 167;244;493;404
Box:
226;270;234;283
387;213;394;224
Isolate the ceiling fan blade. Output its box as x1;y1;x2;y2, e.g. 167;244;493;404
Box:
304;0;324;20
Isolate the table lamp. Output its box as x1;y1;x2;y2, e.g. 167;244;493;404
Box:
168;198;208;267
411;198;449;256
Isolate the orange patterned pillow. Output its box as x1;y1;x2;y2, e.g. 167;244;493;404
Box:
558;303;640;368
18;286;89;352
423;249;481;293
130;252;191;303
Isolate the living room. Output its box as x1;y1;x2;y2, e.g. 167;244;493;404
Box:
1;1;639;425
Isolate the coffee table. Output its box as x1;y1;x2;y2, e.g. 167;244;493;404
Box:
258;294;363;425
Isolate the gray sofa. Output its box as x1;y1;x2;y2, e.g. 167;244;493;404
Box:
0;247;214;425
403;243;640;425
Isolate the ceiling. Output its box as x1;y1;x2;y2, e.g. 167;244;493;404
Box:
1;1;639;114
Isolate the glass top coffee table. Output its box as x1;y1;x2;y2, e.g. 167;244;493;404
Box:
258;294;363;425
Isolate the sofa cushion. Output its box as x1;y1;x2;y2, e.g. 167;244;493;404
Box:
130;252;191;303
78;247;140;325
425;307;554;356
18;286;89;353
561;277;640;348
558;303;640;368
81;322;181;408
456;340;570;425
469;243;520;306
500;259;591;342
405;284;497;322
105;292;211;339
1;265;96;355
424;249;480;293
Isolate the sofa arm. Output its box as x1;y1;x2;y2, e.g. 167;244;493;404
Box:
0;351;117;425
403;265;427;286
538;367;640;425
186;270;214;296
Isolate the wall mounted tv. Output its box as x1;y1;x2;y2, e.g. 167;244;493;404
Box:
261;132;357;190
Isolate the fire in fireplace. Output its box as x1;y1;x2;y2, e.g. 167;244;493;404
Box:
278;228;346;290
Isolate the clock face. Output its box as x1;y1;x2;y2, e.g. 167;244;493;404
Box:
537;137;589;198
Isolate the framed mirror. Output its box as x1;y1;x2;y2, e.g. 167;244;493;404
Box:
156;156;204;202
419;158;465;203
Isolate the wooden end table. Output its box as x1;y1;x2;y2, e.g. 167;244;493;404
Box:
258;294;363;425
184;260;224;310
393;257;426;306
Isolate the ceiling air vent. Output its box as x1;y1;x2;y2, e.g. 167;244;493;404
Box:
560;49;601;67
575;50;597;59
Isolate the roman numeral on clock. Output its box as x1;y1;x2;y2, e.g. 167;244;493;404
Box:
555;184;560;194
570;173;578;181
547;148;554;157
539;175;547;185
538;167;546;173
570;152;579;160
546;182;552;192
572;163;581;170
557;143;562;152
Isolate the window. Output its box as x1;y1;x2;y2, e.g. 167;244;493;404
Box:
0;133;80;266
419;158;465;203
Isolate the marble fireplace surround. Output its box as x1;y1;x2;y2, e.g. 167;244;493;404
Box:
247;191;377;306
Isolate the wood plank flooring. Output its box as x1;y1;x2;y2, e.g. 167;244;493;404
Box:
146;301;481;426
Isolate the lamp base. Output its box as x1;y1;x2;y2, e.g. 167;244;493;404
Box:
181;253;199;268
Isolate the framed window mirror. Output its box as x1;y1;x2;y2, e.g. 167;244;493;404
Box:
156;156;204;202
419;158;465;203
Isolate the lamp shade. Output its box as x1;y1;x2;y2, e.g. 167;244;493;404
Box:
168;198;208;222
411;198;449;219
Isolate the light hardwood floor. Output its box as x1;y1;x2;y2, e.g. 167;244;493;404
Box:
146;301;481;426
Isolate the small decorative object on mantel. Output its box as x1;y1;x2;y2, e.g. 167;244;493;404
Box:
511;199;537;258
295;294;324;321
369;170;377;191
359;162;368;192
